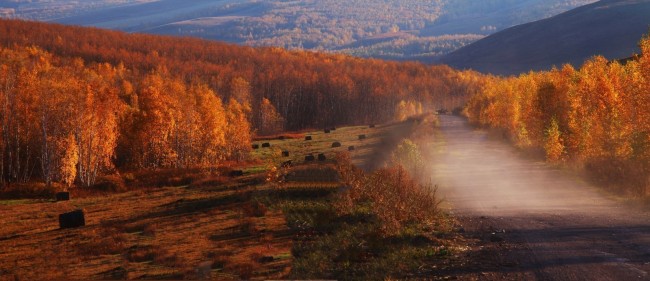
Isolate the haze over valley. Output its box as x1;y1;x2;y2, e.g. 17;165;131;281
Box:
0;0;596;61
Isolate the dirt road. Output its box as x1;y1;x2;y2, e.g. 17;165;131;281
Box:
428;115;650;281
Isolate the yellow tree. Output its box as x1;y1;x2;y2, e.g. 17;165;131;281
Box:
132;73;179;168
225;98;252;161
259;97;285;135
230;77;252;106
73;64;122;186
544;118;564;162
192;83;227;167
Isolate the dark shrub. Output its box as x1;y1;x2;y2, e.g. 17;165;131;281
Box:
92;175;127;192
55;192;70;201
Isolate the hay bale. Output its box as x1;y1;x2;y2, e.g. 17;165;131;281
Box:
331;142;341;148
59;209;85;229
324;129;331;134
259;256;275;263
252;144;260;149
348;146;355;151
305;155;315;162
281;160;293;168
229;170;244;177
55;192;70;201
358;134;366;140
305;136;312;141
282;151;290;157
318;153;327;161
262;143;271;148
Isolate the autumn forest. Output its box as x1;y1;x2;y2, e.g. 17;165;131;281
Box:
0;16;648;197
0;19;479;188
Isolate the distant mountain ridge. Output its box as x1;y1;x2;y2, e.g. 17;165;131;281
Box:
438;0;650;75
0;0;596;61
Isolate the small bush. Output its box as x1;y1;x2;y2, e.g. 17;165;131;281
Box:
127;246;156;263
242;201;267;217
391;139;424;179
335;152;440;236
92;174;127;192
123;173;136;183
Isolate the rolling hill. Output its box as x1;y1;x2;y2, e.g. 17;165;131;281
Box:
438;0;650;75
0;0;595;61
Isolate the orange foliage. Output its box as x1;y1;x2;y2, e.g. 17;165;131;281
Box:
0;19;479;130
465;33;650;194
0;19;482;188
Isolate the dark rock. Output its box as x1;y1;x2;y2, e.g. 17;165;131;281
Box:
282;151;290;157
348;146;355;151
261;143;271;148
229;170;244;177
490;233;504;242
324;129;331;134
278;136;286;140
55;192;70;201
369;124;376;128
358;134;366;140
305;136;312;141
59;209;85;229
318;153;327;161
331;142;341;148
305;155;315;162
252;144;259;149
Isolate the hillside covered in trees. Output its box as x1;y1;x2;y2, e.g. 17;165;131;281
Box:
0;19;480;188
465;34;650;195
0;0;595;61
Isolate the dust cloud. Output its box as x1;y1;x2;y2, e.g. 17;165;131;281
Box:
427;115;616;216
424;115;650;280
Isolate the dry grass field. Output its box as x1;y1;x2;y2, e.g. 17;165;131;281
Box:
0;178;293;280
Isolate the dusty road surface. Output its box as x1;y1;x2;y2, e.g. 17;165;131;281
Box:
429;115;650;281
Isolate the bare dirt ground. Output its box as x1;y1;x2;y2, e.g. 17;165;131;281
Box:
428;115;650;281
